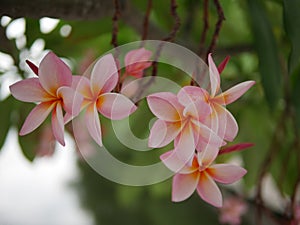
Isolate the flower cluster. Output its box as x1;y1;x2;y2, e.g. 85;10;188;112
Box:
9;50;147;147
147;54;255;207
9;49;254;208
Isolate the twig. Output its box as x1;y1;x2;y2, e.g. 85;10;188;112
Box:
198;0;209;58
142;0;152;40
111;0;121;48
163;0;181;42
206;0;225;57
135;0;181;100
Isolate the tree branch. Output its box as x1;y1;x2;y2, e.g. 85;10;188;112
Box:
0;0;115;20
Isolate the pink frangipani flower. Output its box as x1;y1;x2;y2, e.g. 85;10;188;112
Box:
160;146;247;207
71;54;137;146
178;54;255;142
147;91;224;164
10;52;83;146
124;48;152;78
219;197;248;225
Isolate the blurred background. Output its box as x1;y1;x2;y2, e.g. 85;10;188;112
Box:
0;0;299;224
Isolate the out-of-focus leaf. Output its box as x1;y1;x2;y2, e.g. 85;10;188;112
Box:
247;0;282;109
283;0;300;130
25;18;41;47
269;118;298;195
238;100;274;188
0;96;14;150
283;0;300;73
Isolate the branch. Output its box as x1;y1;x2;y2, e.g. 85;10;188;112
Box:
198;0;209;57
0;0;115;20
141;0;152;40
111;0;121;48
206;0;225;56
162;0;181;42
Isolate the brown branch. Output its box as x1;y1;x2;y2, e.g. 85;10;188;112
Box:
206;0;225;57
135;0;181;99
198;0;209;57
162;0;181;42
0;0;115;20
141;0;152;40
111;0;121;48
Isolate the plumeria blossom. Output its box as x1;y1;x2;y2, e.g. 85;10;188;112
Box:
147;92;224;164
160;146;247;207
10;52;83;146
219;197;248;225
124;47;152;78
178;54;255;142
71;54;137;146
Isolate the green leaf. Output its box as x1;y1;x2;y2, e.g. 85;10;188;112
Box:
238;100;274;188
283;0;300;130
18;132;39;162
283;0;300;73
247;0;282;109
0;96;14;150
25;18;42;47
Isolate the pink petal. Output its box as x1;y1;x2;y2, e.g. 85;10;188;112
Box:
25;60;39;75
177;86;208;107
90;54;118;96
125;48;152;78
85;103;102;146
71;75;93;99
208;53;221;97
125;48;152;67
51;103;65;146
63;113;73;124
197;145;219;168
213;104;238;142
20;102;56;135
197;172;222;207
174;124;195;164
208;164;247;184
39;52;72;95
147;92;183;122
97;93;137;120
213;81;255;105
183;99;211;122
217;56;230;74
202;107;219;138
172;172;199;202
10;78;54;102
148;119;181;148
160;150;197;174
191;120;225;151
57;86;83;116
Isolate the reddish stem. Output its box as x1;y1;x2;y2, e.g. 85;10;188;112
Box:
142;0;152;40
198;0;209;58
111;0;121;48
206;0;225;57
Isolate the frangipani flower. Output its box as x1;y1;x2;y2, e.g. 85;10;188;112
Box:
147;92;224;163
71;54;137;146
124;48;152;78
219;197;248;225
160;146;247;207
10;52;83;146
178;54;255;142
